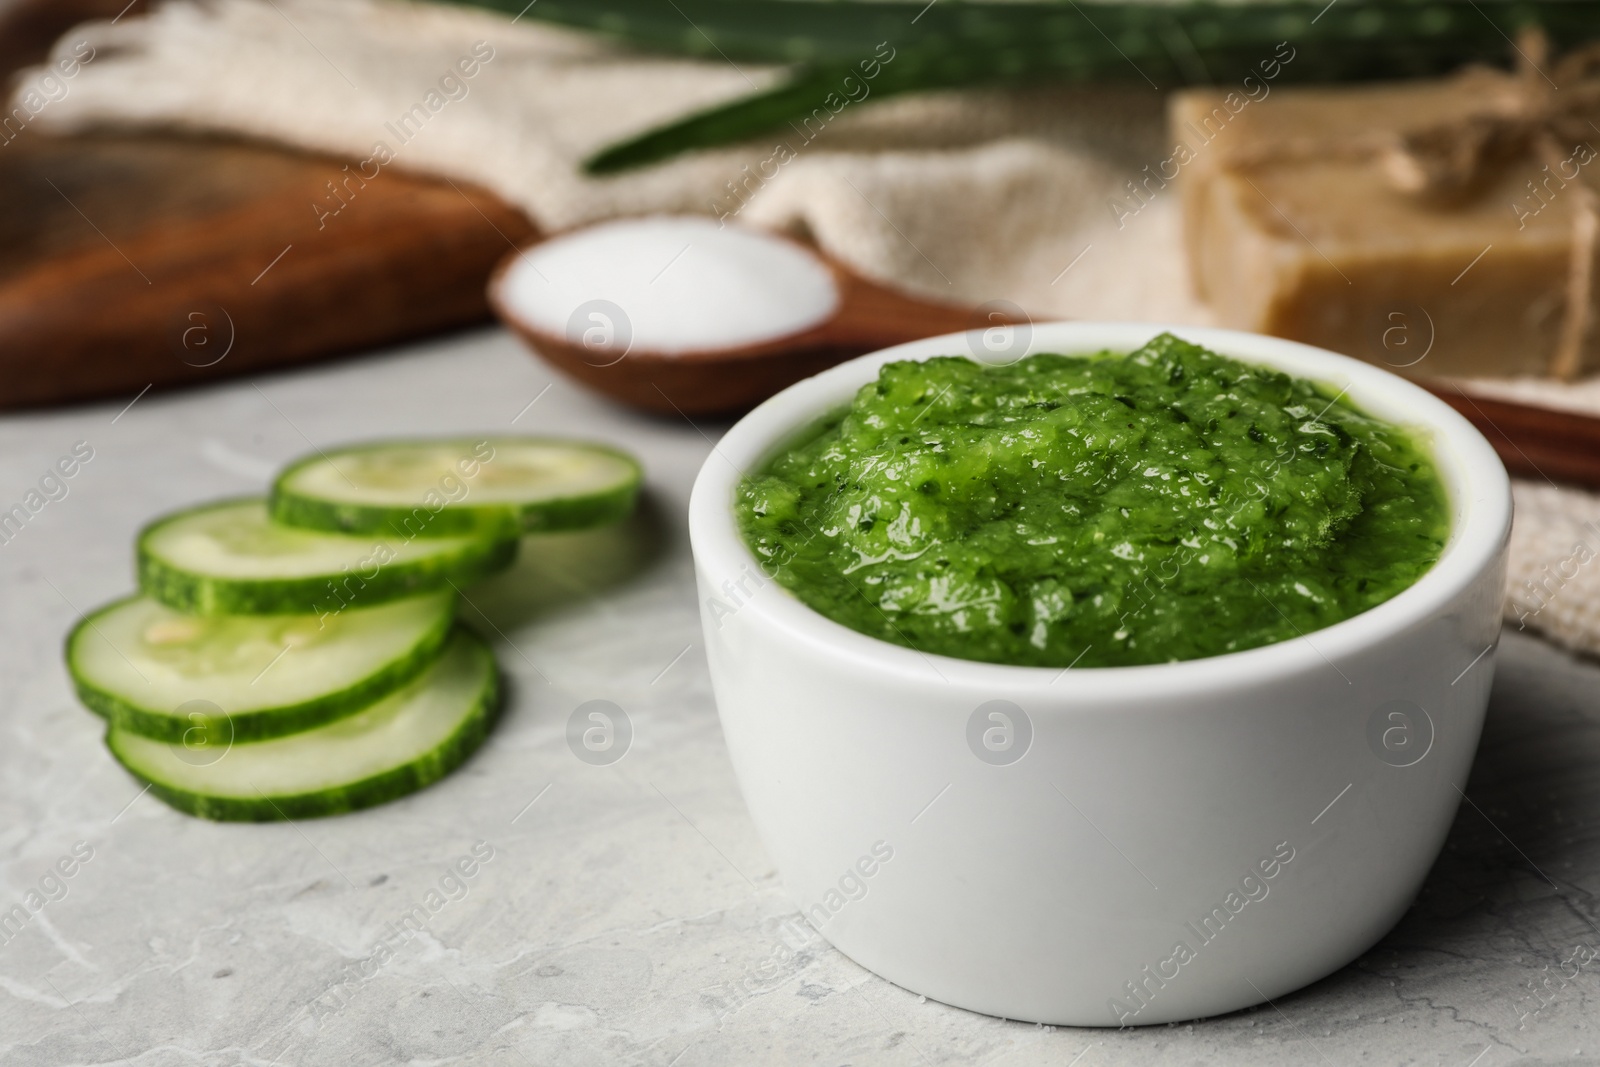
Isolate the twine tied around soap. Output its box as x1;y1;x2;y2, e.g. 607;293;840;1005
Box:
1225;29;1600;379
1391;30;1600;379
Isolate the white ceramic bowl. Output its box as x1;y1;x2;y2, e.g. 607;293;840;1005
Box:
688;322;1511;1026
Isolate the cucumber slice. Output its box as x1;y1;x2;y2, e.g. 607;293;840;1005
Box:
106;628;497;821
67;591;454;743
270;437;642;537
138;498;517;615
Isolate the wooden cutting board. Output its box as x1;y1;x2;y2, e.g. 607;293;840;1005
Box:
0;0;535;411
0;132;535;410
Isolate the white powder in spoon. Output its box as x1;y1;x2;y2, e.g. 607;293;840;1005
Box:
499;216;841;356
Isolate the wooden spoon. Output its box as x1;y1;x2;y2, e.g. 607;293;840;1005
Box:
488;225;994;417
1421;381;1600;490
489;219;1600;493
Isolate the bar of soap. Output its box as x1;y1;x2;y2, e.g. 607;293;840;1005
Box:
1171;75;1591;379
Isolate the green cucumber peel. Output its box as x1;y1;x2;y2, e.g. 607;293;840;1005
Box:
136;498;516;616
67;591;456;743
269;437;642;538
106;628;499;822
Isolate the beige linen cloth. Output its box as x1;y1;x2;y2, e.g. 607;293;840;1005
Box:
14;0;1600;658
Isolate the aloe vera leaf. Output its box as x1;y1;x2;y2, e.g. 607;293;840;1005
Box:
582;2;1600;171
443;0;1600;67
583;47;955;173
433;0;1600;171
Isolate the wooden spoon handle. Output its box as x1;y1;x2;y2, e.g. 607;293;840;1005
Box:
812;266;983;352
1421;380;1600;490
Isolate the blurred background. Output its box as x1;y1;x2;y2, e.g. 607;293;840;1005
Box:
8;0;1600;481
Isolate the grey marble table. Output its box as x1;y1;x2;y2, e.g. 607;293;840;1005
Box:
1;328;1597;1067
